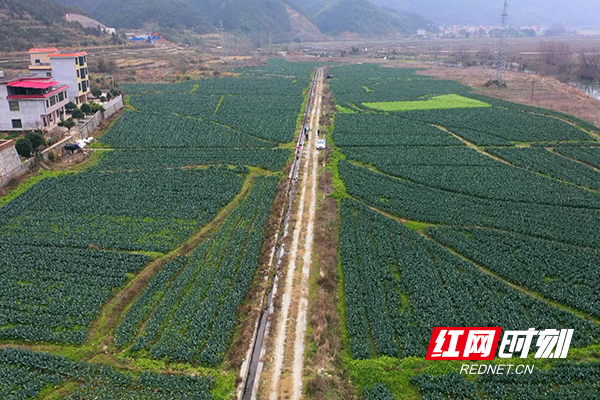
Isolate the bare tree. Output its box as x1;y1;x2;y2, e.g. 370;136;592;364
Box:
431;45;442;64
536;40;574;79
579;48;600;81
455;45;470;66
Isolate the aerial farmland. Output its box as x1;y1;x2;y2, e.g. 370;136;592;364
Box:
0;57;599;400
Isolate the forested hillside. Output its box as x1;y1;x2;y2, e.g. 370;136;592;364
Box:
0;0;80;51
54;0;431;41
314;0;431;36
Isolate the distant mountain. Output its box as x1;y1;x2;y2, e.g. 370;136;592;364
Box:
371;0;600;28
314;0;429;36
53;0;432;41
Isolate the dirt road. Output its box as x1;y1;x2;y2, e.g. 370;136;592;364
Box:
251;68;324;399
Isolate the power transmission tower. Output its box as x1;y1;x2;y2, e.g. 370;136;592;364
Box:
494;0;509;85
220;20;227;59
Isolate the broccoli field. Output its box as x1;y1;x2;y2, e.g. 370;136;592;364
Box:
329;64;600;398
0;59;314;399
2;58;600;399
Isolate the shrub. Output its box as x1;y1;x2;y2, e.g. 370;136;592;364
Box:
25;131;44;149
72;108;85;120
61;118;76;130
91;87;102;98
15;137;32;157
80;103;92;114
90;103;105;113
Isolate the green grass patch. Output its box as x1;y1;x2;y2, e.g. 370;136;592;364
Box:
214;94;226;114
335;104;357;114
38;380;80;400
326;127;348;199
403;220;436;233
363;94;491;112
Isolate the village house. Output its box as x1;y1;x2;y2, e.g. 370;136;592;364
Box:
0;73;70;131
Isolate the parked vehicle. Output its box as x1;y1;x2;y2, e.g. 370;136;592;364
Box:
316;139;326;150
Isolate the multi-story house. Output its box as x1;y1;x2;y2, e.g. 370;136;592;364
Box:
49;52;90;105
0;74;70;131
28;48;58;79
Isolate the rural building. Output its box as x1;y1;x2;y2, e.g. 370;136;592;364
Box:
28;48;57;79
48;52;90;105
0;75;69;131
27;49;91;105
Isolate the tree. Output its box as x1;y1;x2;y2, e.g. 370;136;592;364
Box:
15;138;32;157
95;59;117;73
90;103;105;113
25;131;44;149
455;45;470;66
65;102;77;112
80;103;92;114
579;48;600;81
58;118;76;131
72;108;85;120
91;86;102;98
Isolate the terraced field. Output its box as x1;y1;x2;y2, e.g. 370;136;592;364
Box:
0;59;314;399
328;64;600;398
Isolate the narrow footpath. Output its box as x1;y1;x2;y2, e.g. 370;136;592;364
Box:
241;68;325;399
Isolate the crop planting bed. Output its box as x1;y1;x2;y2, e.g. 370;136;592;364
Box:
118;176;279;366
329;64;600;398
0;59;313;398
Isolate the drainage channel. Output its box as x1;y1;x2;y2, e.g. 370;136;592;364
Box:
241;68;320;400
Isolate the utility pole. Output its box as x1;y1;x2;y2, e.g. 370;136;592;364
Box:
427;23;433;51
531;79;536;102
220;20;227;59
494;0;509;85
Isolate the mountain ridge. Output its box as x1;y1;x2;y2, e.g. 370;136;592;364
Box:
54;0;432;40
371;0;600;28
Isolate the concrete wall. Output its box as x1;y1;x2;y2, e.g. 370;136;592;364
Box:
77;96;123;138
79;111;103;138
0;140;29;188
103;95;124;119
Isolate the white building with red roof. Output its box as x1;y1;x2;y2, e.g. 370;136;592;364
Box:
0;75;69;131
27;48;90;105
